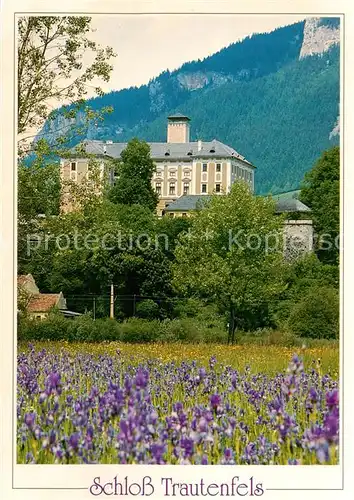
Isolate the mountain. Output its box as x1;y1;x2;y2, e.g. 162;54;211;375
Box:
38;17;340;194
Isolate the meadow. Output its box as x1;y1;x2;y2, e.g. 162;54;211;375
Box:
17;342;339;465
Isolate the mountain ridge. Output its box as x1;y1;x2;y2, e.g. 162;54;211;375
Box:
37;18;340;194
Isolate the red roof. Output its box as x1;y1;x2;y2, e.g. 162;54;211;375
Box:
27;294;61;313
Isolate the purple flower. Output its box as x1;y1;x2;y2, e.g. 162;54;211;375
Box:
326;390;339;409
316;439;330;464
210;394;221;410
308;387;318;403
288;458;300;465
180;437;194;458
150;443;166;464
24;412;36;429
209;356;217;369
69;433;80;450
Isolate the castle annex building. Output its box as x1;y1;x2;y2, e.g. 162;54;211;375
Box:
60;114;255;215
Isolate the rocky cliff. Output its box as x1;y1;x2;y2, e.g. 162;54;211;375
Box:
300;17;340;59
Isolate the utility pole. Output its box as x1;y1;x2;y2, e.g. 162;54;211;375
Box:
110;283;114;319
133;294;136;316
93;296;96;320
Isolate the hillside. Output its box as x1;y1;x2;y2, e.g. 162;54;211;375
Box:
37;18;340;194
128;46;339;194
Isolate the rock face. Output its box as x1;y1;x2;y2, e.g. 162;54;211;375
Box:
300;17;340;59
177;71;235;91
329;116;340;140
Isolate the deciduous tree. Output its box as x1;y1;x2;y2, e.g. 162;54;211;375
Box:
300;146;340;264
173;182;286;342
108;139;159;211
18;16;116;138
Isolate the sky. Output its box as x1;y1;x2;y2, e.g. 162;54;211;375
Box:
89;15;307;92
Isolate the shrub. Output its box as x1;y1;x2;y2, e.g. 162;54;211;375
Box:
136;300;160;320
18;314;123;343
120;318;161;343
18;312;70;342
287;286;339;339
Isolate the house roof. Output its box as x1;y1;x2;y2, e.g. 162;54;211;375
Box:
27;294;62;313
164;195;311;213
80;139;254;167
17;274;35;286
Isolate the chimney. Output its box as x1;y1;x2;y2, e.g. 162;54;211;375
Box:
167;114;190;143
197;140;202;152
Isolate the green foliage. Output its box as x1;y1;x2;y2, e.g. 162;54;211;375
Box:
173;298;205;318
300;146;340;264
154;216;192;260
18;146;61;221
273;253;339;332
108;139;159;211
286;286;339;339
21;197;174;316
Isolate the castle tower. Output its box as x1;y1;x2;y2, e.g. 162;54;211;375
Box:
167;113;190;143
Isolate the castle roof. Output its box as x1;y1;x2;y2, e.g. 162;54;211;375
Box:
167;113;191;121
80;139;254;167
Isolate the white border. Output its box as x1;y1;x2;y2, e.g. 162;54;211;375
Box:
1;1;353;499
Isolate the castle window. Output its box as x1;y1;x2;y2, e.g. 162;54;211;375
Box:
215;184;221;193
169;183;176;195
71;162;76;171
182;213;187;217
183;183;190;195
216;163;221;172
201;184;207;193
156;183;161;195
202;163;208;172
169;213;174;218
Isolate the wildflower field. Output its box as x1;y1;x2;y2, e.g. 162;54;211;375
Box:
17;342;339;465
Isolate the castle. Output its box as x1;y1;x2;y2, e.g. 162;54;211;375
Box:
60;114;255;215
